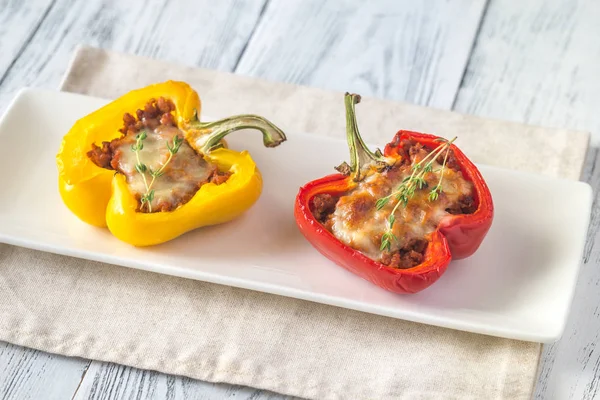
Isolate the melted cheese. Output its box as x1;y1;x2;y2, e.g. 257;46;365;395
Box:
114;125;214;211
330;160;473;259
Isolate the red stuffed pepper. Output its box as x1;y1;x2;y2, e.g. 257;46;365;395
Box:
294;93;493;294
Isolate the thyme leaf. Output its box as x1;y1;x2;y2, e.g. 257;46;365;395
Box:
135;163;147;174
167;135;183;155
131;130;184;212
376;136;457;251
376;197;389;210
140;190;155;209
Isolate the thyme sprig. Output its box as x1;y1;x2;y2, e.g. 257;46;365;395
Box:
130;130;184;212
132;131;150;195
377;136;457;252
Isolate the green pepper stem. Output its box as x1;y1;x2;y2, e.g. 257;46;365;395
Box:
190;114;286;154
337;93;385;181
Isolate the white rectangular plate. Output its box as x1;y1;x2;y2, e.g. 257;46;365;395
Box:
0;88;593;342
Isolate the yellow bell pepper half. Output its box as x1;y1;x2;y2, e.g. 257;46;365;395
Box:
56;80;286;246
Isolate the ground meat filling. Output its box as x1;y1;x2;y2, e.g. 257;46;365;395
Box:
87;141;113;170
87;97;230;213
445;194;477;215
87;98;178;169
310;139;477;269
380;238;428;269
311;193;338;223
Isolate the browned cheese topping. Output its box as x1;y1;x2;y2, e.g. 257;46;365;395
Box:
311;140;476;269
87;97;230;212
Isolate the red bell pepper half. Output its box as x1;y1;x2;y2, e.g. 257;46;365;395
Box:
294;93;494;294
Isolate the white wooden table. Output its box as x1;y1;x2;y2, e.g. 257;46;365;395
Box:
0;0;598;398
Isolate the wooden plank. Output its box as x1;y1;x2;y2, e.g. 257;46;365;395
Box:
72;362;296;400
454;0;600;143
453;0;600;399
235;0;488;109
0;0;268;111
0;0;54;82
0;341;88;400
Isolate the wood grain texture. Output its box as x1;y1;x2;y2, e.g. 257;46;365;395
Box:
0;0;268;112
0;342;88;400
0;0;54;83
235;0;487;109
454;0;600;399
73;362;297;400
454;0;600;143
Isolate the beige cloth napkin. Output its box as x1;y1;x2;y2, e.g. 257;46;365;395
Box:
0;46;590;399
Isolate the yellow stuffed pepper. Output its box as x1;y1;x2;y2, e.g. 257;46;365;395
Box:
56;80;286;246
